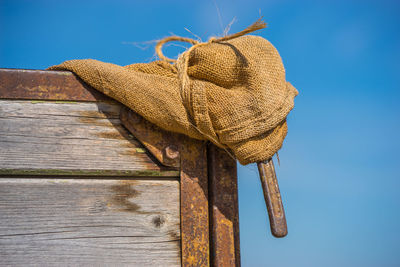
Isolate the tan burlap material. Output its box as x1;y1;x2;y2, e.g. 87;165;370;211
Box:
49;22;298;165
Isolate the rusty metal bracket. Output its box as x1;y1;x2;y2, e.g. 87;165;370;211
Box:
120;107;211;266
121;107;243;267
120;107;182;168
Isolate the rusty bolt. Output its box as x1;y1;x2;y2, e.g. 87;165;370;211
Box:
165;145;180;160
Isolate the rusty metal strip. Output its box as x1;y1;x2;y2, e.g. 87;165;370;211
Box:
208;144;240;267
0;68;109;101
180;138;210;266
120;107;181;168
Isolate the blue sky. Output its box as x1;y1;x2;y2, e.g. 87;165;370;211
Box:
1;0;399;266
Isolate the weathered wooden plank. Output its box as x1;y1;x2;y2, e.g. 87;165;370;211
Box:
0;178;181;266
0;100;178;177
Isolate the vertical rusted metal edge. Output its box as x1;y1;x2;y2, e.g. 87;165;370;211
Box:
180;138;210;267
208;144;241;267
0;68;110;101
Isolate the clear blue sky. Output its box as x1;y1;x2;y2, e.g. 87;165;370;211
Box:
1;0;399;266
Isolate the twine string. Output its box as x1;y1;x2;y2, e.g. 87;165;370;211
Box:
156;18;266;63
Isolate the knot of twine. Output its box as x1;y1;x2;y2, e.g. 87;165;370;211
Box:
156;18;266;102
155;18;267;148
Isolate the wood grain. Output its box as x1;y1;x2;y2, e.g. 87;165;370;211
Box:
0;100;178;177
0;178;181;266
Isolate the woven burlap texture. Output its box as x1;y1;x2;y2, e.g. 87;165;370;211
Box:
49;34;298;165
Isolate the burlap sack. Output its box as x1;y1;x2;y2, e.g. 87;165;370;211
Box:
49;22;298;165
